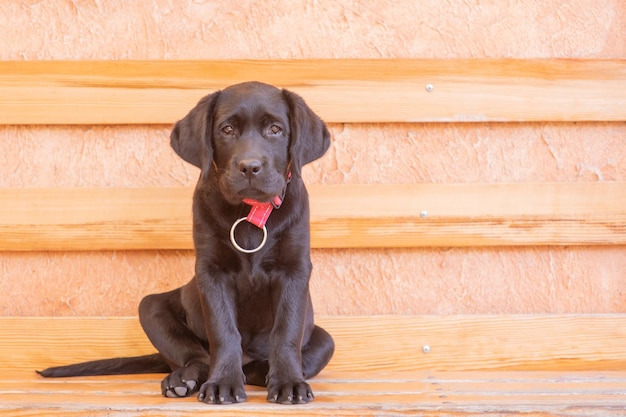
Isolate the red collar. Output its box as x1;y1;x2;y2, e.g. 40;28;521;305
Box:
242;195;283;228
241;172;291;229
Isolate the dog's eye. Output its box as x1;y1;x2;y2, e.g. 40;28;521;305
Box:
221;125;234;135
268;125;282;135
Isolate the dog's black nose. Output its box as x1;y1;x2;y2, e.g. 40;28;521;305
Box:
238;159;263;178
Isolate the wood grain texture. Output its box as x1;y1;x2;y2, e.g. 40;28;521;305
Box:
0;182;623;250
1;372;625;416
1;316;625;416
2;315;625;374
0;59;625;124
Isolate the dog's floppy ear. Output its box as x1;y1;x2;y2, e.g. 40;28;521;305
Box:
282;89;331;175
170;91;220;178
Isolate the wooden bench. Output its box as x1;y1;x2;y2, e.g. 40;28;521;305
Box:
3;315;626;416
1;59;625;416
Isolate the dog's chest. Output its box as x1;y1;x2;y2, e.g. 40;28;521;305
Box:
233;270;276;339
234;265;274;307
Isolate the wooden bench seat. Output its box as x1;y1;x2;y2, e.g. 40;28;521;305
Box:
4;371;626;416
2;316;626;416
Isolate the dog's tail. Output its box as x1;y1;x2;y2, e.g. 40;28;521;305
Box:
37;353;170;378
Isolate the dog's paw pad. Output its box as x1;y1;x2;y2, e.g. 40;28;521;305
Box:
183;379;197;391
161;366;207;399
168;380;196;397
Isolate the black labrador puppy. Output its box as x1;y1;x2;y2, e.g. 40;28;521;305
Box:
38;81;335;405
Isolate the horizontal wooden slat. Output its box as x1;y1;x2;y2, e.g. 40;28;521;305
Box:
0;187;193;251
0;371;626;417
1;371;625;416
1;59;625;124
2;315;625;375
0;182;623;250
2;316;624;416
312;182;626;248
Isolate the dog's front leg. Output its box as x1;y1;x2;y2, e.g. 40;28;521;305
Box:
195;272;247;405
267;274;314;404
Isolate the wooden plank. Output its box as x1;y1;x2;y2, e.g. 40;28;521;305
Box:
0;59;624;124
4;372;626;395
311;182;626;248
1;315;625;375
1;372;625;416
0;182;623;250
1;316;626;416
322;315;626;372
0;187;194;251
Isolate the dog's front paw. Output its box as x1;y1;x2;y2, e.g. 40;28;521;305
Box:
161;365;207;398
267;380;314;404
197;374;247;405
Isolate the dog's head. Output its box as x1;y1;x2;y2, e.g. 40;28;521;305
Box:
170;82;330;205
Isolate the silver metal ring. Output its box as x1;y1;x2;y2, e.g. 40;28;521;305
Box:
229;217;268;254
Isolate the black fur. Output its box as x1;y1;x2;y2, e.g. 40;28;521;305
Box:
38;82;334;405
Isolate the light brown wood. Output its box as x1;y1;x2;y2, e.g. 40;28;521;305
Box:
2;315;625;375
0;182;623;250
1;316;625;416
0;59;624;124
311;182;626;248
1;372;625;416
0;187;194;251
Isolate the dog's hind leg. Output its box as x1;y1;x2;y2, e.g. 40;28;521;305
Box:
138;287;211;398
301;325;335;380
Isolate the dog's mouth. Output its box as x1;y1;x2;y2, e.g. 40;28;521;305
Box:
220;180;286;206
236;187;277;203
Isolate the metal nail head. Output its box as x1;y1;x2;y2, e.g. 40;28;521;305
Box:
425;84;434;92
422;345;431;354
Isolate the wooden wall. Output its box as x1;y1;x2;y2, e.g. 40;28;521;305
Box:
0;1;624;317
